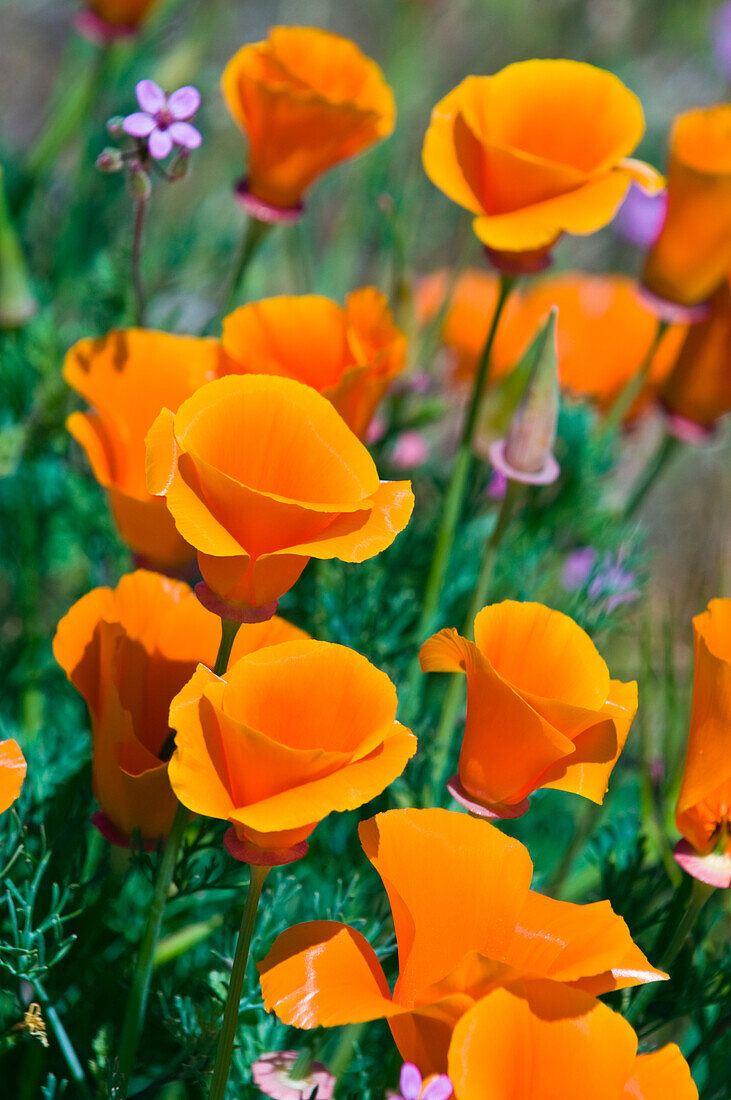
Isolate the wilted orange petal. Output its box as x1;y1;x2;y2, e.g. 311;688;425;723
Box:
258;921;399;1027
0;740;27;813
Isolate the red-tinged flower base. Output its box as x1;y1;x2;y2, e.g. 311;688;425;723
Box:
638;286;712;325
223;826;309;866
659;408;721;447
75;10;139;43
91;810;160;851
234;179;304;225
447;775;531;820
194;581;278;624
132;553;199;583
484;244;554;276
488;438;561;486
674;838;731;889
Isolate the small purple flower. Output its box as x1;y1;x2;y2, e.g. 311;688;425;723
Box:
562;546;639;613
388;1063;453;1100
612;181;667;249
562;547;597;591
391;430;430;470
123;80;201;160
713;2;731;79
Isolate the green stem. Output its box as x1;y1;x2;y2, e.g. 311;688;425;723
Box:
117;802;188;1087
33;980;90;1096
223;218;271;314
214;619;241;678
546;801;604;897
328;1021;366;1083
428;480;521;798
624;433;680;520
403;274;516;724
131;196;148;327
208;865;270;1100
627;877;714;1025
602;320;669;438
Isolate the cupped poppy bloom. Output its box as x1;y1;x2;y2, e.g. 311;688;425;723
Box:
420;601;637;818
674;598;731;888
78;0;158;40
496;275;686;418
0;739;27;814
64;329;221;569
415;270;522;383
258;809;666;1076
220;289;407;439
448;984;697;1100
146;375;414;618
167;640;416;861
642;105;731;315
222;26;396;218
53;570;306;845
659;274;731;439
422;60;662;271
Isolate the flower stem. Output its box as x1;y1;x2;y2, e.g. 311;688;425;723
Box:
214;619;241;678
117;802;188;1087
33;979;90;1096
626;876;714;1025
403;273;516;723
427;479;520;798
225;217;271;312
624;433;680;520
131;196;148;327
208;864;270;1100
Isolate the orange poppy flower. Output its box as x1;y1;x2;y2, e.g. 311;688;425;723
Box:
448;984;697;1100
416;270;522;383
146;375;414;617
222;27;396;217
0;739;27;814
258;808;665;1076
659;274;731;437
53;569;306;844
220;289;407;439
167;640;416;861
64;329;221;569
86;0;156;24
642;106;731;313
422;60;661;270
420;601;636;818
675;598;731;888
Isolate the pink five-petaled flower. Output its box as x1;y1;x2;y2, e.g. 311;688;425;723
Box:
388;1063;453;1100
251;1051;335;1100
123;80;201;160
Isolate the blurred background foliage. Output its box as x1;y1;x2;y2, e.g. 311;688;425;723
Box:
0;0;729;1097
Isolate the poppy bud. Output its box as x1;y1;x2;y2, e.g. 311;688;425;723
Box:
96;147;124;173
0;168;37;329
127;164;151;200
488;308;560;485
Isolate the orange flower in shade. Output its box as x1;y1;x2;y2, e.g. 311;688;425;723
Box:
674;598;731;888
448;985;697;1100
642;106;731;316
220;289;407;439
0;740;27;814
77;0;159;40
64;330;221;569
422;60;662;272
258;809;666;1076
52;570;306;845
167;641;416;863
420;602;636;818
146;375;414;619
659;274;731;440
222;27;396;219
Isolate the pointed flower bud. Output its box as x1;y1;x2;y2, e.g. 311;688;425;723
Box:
127;164;151;200
96;147;124;173
167;148;190;181
0;167;37;329
106;115;124;137
488;307;560;485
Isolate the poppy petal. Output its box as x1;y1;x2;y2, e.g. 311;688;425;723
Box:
0;740;27;813
624;1044;698;1099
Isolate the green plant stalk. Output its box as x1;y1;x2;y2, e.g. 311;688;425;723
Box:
602;320;669;438
117;802;188;1087
627;876;715;1024
328;1021;366;1082
154;914;224;969
427;479;521;799
624;433;680;520
33;979;90;1096
222;217;272;315
0;167;37;328
130;196;148;327
214;619;242;677
208;864;270;1100
403;273;516;723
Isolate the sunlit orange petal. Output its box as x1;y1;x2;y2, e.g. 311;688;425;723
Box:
0;740;27;813
624;1044;698;1100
